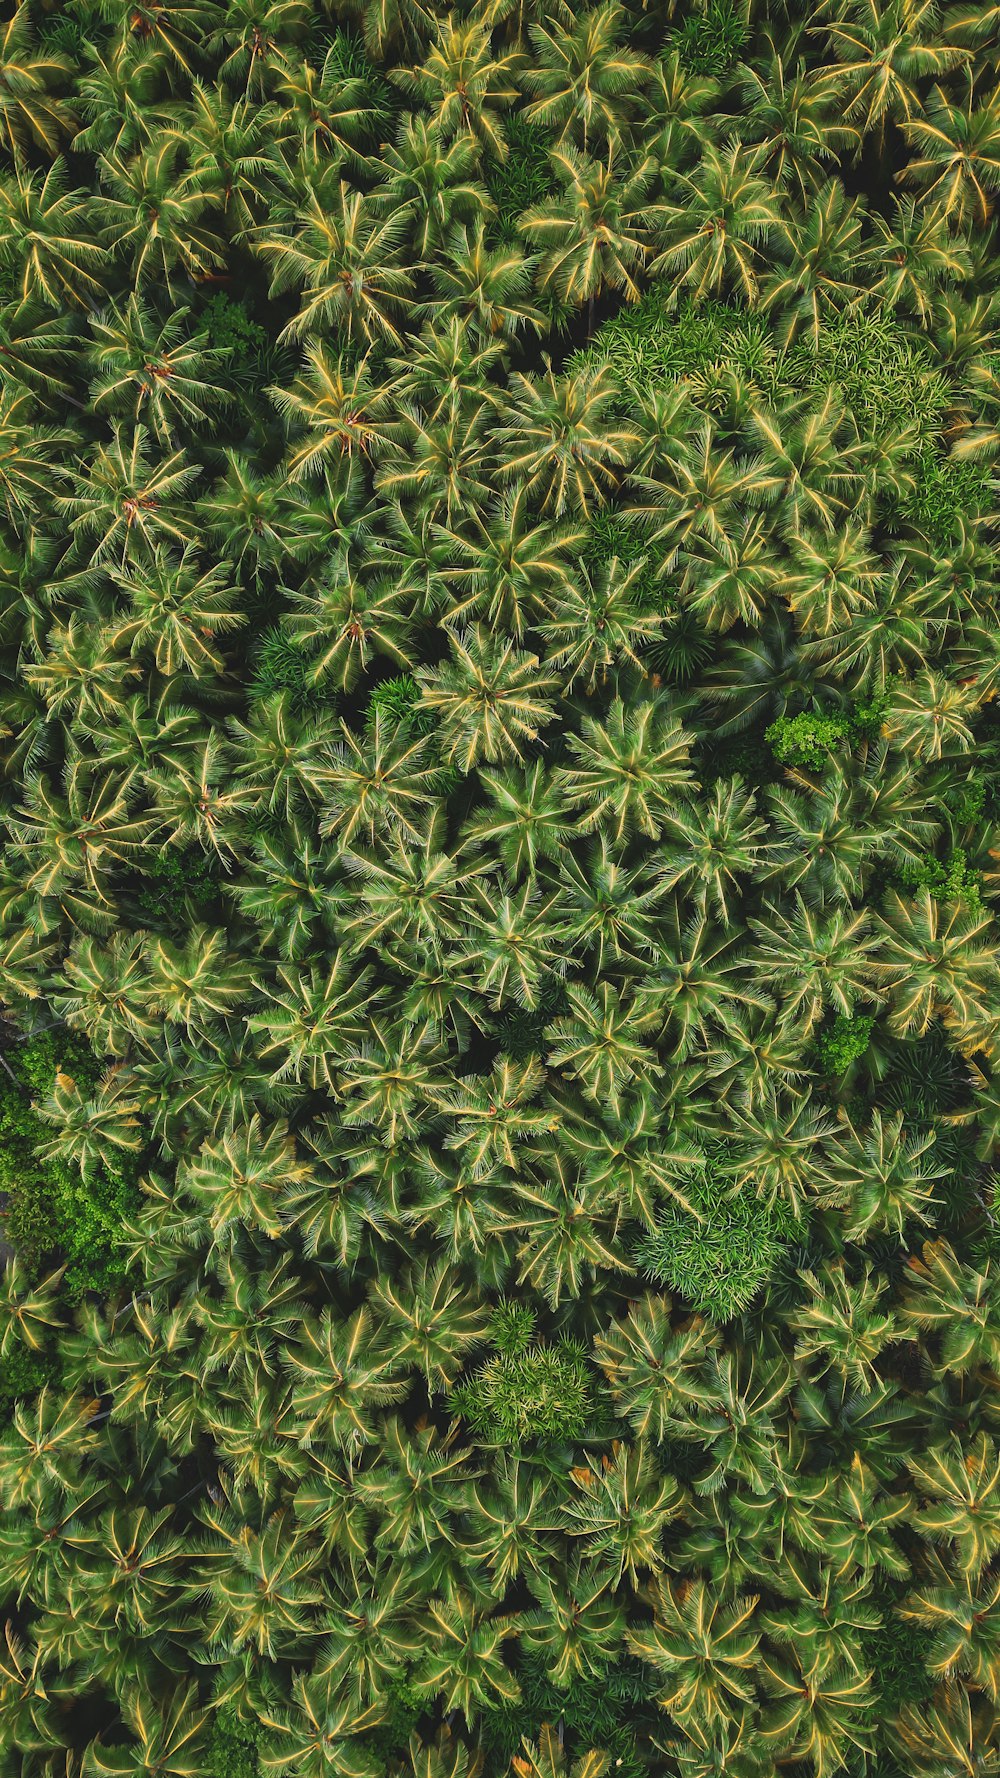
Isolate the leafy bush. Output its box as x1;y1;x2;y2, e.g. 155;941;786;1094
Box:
488;111;557;244
897;847;984;914
249;628;323;713
635;1162;799;1323
199;295;269;373
894;449;993;543
365;673;433;734
673;0;749;75
454;1306;592;1445
0;1033;139;1299
816;1013;877;1078
135;847;221;931
206;1709;260;1778
766;709;848;769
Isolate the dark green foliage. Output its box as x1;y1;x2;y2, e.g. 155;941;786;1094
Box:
200;296;269;372
366;672;432;733
206;1709;260;1778
0;1034;138;1298
481;1655;651;1775
894;450;993;543
488;112;557;244
673;1;749;75
249;628;323;713
135;847;221;930
0;1343;57;1426
867;1611;936;1711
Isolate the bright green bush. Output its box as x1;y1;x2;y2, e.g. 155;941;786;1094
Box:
635;1166;799;1323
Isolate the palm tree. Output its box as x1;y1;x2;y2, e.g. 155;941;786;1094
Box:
458;758;574;878
83;1684;209;1778
510;1725;608;1778
256;1674;383;1778
785;1262;897;1393
739;45;861;202
392;16;521;159
182;81;289;237
868;196;973;322
246;951;378;1090
320;707;442;849
649;140;785;305
258;176;416;347
557;695;695;842
97;142;228;292
561;1440;681;1585
87;295;236;443
439;487;584;641
495;361;639;516
908;1434;1000;1576
627;1579;760;1725
417;625;558;770
176;1116;310;1246
367;1257;490;1391
831;1108;945;1241
270;344;399;482
271;42;384;170
521;1558;627;1688
205;0;310;96
368;118;490;261
106;546;246;679
536;555;665;692
902;1553;1000;1702
57;426;198;566
0;158;107;309
521;2;653;155
761;180;868;347
413;1591;521;1721
898;1238;1000;1374
811;0;970;134
903;77;1000;224
520;146;652;309
656;778;767;924
430;219;546;338
875;889;1000;1049
0;8;74;161
758;1650;873;1778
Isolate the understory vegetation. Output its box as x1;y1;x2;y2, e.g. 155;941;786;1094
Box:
1;0;1000;1774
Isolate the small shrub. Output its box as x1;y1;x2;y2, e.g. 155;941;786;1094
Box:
454;1313;592;1445
365;673;432;734
200;295;269;372
0;1034;140;1299
866;1610;935;1710
487;111;557;244
894;449;993;543
635;1160;799;1323
207;1709;260;1778
897;847;983;915
0;1343;58;1426
135;847;220;931
816;1013;876;1077
673;0;749;75
766;709;848;769
480;1654;650;1776
249;628;321;714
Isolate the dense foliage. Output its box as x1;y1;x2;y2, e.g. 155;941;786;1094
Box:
1;0;1000;1773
